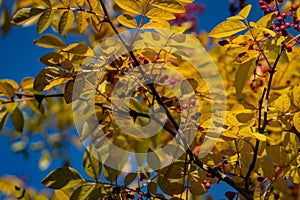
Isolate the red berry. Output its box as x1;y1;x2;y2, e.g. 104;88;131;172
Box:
285;44;293;52
264;32;270;37
277;16;284;22
285;22;291;28
203;179;208;184
280;25;286;30
286;80;291;85
281;12;287;18
190;98;196;105
259;1;266;6
291;4;298;11
278;0;284;3
182;104;188;109
204;182;211;189
275;27;280;31
260;5;268;10
138;174;144;181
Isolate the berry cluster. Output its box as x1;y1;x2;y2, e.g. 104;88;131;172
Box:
259;1;300;48
171;3;205;32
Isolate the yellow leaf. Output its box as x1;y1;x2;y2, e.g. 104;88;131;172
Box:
208;19;247;38
233;51;259;64
11;8;44;25
142;19;170;29
59;10;74;36
272;94;290;113
62;43;93;56
151;0;185;13
0;81;15;98
293;85;300;108
54;189;74;200
37;9;53;34
76;0;85;7
34;34;65;49
115;0;142;14
237;4;252;19
297;7;300;19
235;59;256;99
252;132;267;141
76;11;89;33
293;112;300;133
39;149;51;170
146;8;175;20
117;14;138;28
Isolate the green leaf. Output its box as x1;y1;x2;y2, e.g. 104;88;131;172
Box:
33;67;67;91
151;0;185;13
62;43;93;56
76;11;89;33
208;19;247;38
0;110;8;131
147;148;161;170
115;0;142;14
41;166;83;189
11;8;44;25
59;10;74;36
0;81;15;98
293;112;300;133
70;184;95;200
235;59;256;99
271;94;290;113
83;146;102;180
11;107;24;133
34;34;65;49
124;173;137;186
37;9;53;34
146;8;176;20
103;156;120;182
117;14;138;28
189;181;207;195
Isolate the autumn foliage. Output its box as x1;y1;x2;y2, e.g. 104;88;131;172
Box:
0;0;300;199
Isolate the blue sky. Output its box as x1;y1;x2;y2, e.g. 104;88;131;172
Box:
0;0;263;199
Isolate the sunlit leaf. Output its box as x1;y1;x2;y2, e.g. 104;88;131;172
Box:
11;8;44;25
235;59;256;99
151;0;185;13
228;4;251;20
70;184;95;200
76;0;85;7
0;81;15;98
76;11;89;33
293;85;300;108
142;19;170;29
146;8;176;20
0;110;8;131
21;77;34;90
34;34;65;49
115;0;142;14
117;14;138;28
271;94;290;113
59;10;74;36
62;43;93;56
233;51;259;64
54;188;75;200
37;9;53;34
41;166;83;189
83;146;102;180
293;112;300;132
208;19;247;38
33;67;67;91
